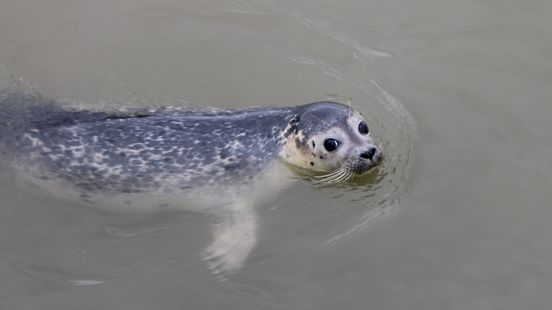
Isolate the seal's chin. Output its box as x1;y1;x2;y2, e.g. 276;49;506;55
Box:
349;160;375;176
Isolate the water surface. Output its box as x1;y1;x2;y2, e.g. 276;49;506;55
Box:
1;0;552;309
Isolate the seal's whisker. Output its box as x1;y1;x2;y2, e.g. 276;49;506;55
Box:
312;168;338;179
335;171;348;183
333;168;351;183
323;173;344;184
313;173;336;184
314;175;336;184
335;166;355;184
313;167;344;182
314;166;352;185
341;168;354;182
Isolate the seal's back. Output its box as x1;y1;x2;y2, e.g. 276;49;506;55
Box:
0;91;294;194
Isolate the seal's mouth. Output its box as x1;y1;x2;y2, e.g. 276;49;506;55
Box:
351;150;383;175
313;154;383;184
350;161;372;175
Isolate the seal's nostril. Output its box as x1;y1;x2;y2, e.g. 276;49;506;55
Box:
360;147;377;160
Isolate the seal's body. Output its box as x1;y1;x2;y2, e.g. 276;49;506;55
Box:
2;102;294;194
0;90;382;276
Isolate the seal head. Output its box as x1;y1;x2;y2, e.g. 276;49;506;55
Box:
281;101;382;181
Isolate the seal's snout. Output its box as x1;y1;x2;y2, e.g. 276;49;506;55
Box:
349;145;382;176
359;147;378;161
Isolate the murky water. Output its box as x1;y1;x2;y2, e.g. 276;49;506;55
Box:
1;0;552;309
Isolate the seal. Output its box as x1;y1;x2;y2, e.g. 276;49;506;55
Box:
0;90;382;276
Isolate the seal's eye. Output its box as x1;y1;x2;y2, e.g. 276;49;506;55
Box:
323;138;340;152
358;121;369;135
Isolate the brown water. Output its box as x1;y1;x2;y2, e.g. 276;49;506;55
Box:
1;0;552;309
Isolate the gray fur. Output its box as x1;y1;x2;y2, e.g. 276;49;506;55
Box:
0;91;354;195
0;90;381;276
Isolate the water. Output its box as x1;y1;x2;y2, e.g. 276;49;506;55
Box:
1;0;551;309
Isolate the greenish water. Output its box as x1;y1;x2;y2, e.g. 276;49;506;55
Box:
1;0;552;309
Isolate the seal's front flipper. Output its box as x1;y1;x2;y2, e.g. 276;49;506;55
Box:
202;201;257;279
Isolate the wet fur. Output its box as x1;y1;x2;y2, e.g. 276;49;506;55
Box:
0;90;380;277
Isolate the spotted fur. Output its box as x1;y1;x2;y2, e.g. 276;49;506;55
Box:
0;91;381;196
0;90;382;276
